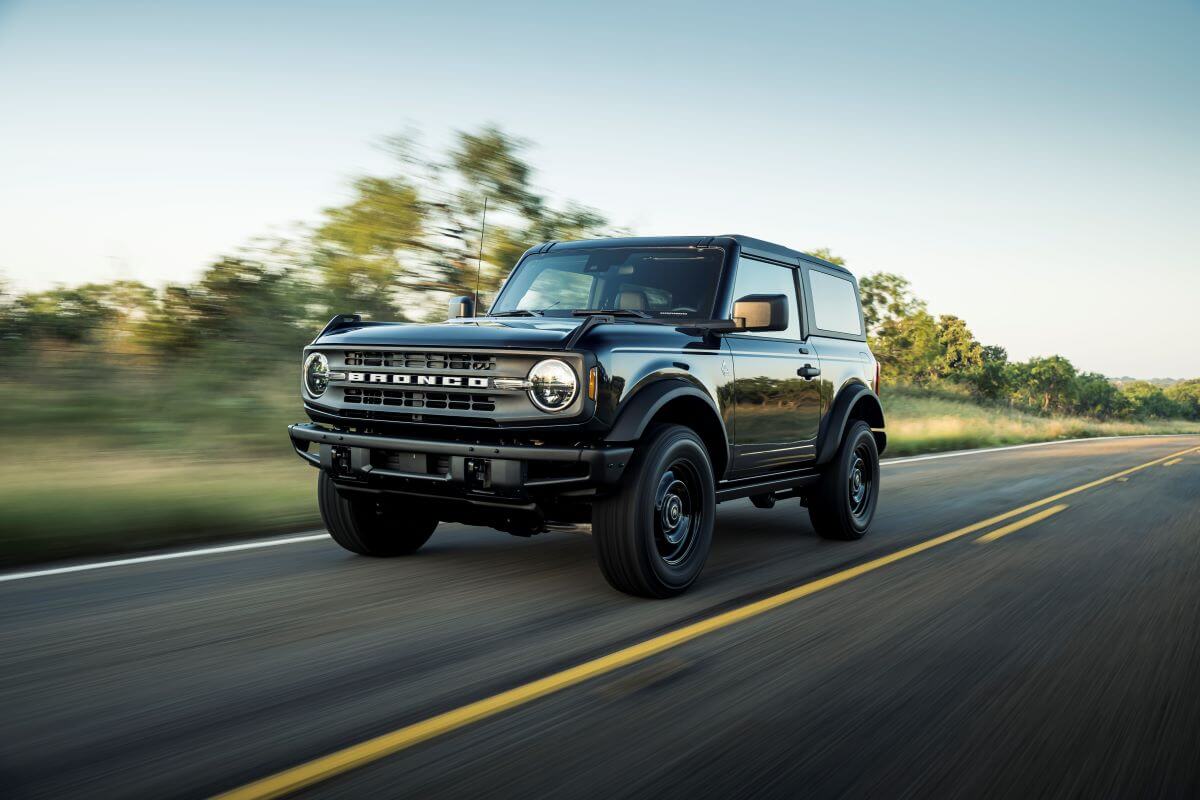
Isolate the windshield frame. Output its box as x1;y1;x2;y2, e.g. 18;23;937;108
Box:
487;245;729;321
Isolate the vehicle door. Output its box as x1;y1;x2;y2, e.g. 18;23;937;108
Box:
727;256;821;473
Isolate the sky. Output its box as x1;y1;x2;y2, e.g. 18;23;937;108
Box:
0;0;1197;377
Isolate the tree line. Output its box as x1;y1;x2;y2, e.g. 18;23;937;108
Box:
1;125;1196;425
841;266;1199;421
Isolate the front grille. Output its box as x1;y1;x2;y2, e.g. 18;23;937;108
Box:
344;387;497;412
310;347;582;426
343;351;496;371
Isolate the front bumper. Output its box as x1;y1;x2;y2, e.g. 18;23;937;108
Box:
288;423;632;498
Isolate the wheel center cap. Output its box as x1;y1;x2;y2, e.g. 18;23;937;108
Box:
665;496;682;526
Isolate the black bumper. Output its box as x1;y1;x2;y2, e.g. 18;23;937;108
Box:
288;423;633;495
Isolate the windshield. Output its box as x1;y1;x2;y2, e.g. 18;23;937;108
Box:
489;246;726;319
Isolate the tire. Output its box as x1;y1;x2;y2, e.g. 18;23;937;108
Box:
318;471;438;556
808;420;879;540
592;424;716;598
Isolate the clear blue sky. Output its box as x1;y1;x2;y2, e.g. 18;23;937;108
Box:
1;0;1197;377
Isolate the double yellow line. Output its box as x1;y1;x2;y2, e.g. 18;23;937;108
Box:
215;442;1199;800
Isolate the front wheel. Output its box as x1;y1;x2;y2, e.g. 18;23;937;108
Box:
808;420;879;540
592;425;716;598
318;471;438;556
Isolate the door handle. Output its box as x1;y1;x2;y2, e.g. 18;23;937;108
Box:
797;364;821;379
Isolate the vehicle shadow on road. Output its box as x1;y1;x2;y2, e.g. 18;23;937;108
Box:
357;499;832;602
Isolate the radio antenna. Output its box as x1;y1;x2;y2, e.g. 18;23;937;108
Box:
473;196;488;315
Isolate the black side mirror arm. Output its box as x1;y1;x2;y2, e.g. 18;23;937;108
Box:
674;319;741;337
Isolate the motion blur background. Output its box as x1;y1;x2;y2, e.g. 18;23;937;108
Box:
1;0;1198;564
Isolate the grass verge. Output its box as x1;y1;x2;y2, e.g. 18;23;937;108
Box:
883;388;1200;456
0;454;317;568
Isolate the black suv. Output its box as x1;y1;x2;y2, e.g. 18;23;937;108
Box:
290;235;885;597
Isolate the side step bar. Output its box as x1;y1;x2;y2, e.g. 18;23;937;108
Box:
715;469;820;503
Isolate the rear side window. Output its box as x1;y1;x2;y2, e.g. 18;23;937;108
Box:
808;270;862;336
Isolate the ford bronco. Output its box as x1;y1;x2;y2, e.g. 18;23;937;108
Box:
289;235;885;597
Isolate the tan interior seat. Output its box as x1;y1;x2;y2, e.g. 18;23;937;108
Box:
616;289;648;310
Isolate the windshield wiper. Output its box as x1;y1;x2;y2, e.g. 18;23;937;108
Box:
571;308;651;318
489;309;543;317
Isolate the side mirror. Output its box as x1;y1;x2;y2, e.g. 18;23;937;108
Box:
731;294;788;332
448;295;475;320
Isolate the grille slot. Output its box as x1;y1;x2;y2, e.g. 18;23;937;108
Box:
370;451;451;476
344;387;497;412
343;351;496;371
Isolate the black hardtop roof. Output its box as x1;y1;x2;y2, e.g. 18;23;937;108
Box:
527;235;852;275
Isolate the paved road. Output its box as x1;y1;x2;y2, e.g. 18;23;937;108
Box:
2;436;1199;799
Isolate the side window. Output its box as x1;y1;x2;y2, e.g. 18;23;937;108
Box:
730;257;801;339
808;270;862;336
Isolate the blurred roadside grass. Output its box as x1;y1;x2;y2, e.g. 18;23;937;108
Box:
0;455;315;565
0;361;318;566
882;385;1200;455
2;374;1198;568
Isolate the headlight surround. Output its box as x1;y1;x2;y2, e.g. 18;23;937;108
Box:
527;358;578;412
304;352;330;398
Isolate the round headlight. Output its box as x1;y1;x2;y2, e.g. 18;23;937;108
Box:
304;352;330;397
527;359;578;412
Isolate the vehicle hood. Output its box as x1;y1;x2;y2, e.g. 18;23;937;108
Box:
314;318;583;350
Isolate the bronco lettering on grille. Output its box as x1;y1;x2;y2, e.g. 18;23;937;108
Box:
346;373;490;388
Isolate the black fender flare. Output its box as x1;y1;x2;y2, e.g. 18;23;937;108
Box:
815;383;886;464
605;378;726;442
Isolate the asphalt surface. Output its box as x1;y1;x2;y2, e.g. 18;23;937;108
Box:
2;435;1199;799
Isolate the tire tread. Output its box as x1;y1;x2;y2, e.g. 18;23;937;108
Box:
808;420;878;541
592;424;714;598
318;472;437;556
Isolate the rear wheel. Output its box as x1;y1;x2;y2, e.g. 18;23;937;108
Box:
808;420;879;540
592;425;715;598
318;471;438;556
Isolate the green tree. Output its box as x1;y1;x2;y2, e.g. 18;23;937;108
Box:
807;248;845;266
1073;372;1125;418
964;344;1010;401
451;126;541;217
310;125;614;320
1121;381;1182;419
873;310;942;384
8;286;114;344
934;314;983;379
1164;380;1200;420
311;175;425;320
139;258;310;354
1010;356;1078;414
858;272;925;335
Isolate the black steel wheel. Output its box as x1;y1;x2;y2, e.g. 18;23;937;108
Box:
847;440;876;522
593;424;716;598
653;461;706;566
808;420;879;540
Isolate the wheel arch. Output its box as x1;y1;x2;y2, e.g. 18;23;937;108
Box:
605;379;730;479
815;382;886;465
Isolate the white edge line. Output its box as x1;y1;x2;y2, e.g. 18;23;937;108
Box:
0;532;329;584
881;433;1199;466
3;433;1197;584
